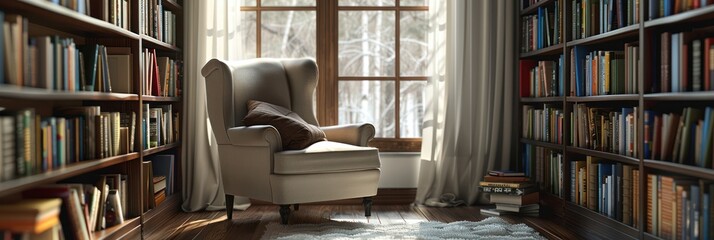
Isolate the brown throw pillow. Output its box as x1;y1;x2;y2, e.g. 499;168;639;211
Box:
243;100;326;150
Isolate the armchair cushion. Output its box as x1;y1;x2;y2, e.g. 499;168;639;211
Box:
274;141;380;174
243;100;326;150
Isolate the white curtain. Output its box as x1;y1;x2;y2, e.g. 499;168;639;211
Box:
182;0;251;212
417;0;517;206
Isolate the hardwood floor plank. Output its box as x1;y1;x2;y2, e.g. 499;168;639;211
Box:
145;204;587;239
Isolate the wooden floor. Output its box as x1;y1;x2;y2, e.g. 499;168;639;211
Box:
138;196;587;240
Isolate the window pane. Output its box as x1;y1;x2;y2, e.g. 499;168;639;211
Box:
339;81;395;138
400;0;427;6
261;11;317;58
242;0;257;6
399;81;426;137
338;0;395;6
400;11;428;76
262;0;316;6
338;11;395;76
241;11;257;59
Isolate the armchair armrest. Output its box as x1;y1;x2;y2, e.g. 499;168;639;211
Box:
321;123;376;147
227;125;283;152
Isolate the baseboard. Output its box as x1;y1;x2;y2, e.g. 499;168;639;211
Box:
251;188;417;205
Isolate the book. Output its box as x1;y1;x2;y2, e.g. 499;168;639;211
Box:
488;170;525;177
22;185;91;240
483;175;530;183
0;198;61;234
489;191;540;205
106;54;132;93
479;208;514;216
495;203;540;213
479;186;537;196
479;181;533;189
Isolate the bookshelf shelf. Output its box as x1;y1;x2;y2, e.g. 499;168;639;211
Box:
644;5;714;29
0;85;140;101
643;91;714;101
141;35;182;52
566;24;639;47
520;96;564;103
0;0;139;39
520;0;554;16
643;160;714;181
143;142;180;156
565;147;639;165
564;202;639;239
142;95;182;102
0;153;140;198
520;138;563;150
520;43;564;59
93;216;141;240
162;0;183;13
566;94;640;102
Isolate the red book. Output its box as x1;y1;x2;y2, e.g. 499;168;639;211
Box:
151;49;161;96
519;60;537;97
705;38;714;91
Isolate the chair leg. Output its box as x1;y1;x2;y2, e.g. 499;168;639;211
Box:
293;204;299;211
279;205;291;224
363;197;373;217
225;194;235;220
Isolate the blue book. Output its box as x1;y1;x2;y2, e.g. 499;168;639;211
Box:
77;0;86;14
49;118;58;168
558;54;565;96
75;49;81;90
702;107;713;167
703;192;710;240
692;185;701;239
664;0;672;17
672;33;680;92
538;7;543;49
649;0;659;20
644;110;656;159
574;46;587;96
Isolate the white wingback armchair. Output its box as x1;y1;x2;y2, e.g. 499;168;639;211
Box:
201;58;381;224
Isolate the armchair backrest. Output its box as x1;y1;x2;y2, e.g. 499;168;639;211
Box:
202;58;319;144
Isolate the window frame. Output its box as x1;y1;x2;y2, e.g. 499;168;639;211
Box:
241;0;428;152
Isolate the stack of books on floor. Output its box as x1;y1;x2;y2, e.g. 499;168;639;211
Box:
480;170;540;217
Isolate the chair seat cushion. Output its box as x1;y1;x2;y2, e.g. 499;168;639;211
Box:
274;141;380;174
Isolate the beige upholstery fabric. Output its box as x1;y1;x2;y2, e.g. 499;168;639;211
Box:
274;141;380;174
202;58;381;206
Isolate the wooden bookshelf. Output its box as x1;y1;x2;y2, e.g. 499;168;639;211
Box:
520;96;564;103
0;0;184;239
520;43;564;58
566;94;640;102
517;1;714;239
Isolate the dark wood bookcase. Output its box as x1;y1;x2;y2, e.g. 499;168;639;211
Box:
518;0;714;239
0;0;183;239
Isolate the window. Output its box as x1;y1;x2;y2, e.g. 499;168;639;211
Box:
241;0;428;151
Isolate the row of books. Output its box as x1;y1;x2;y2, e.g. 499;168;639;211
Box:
571;104;639;157
0;107;137;182
570;157;639;227
570;44;639;96
519;57;565;97
140;0;178;46
92;0;131;30
143;104;179;149
644;107;714;168
521;0;545;9
571;0;641;40
143;49;182;97
523;145;563;197
654;33;714;93
0;175;128;240
520;0;564;53
480;170;540;217
0;12;133;93
646;174;713;239
648;0;714;20
522;104;564;144
47;0;89;15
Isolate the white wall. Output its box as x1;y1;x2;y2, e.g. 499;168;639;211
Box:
377;152;420;188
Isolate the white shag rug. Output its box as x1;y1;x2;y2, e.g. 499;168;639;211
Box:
260;217;546;240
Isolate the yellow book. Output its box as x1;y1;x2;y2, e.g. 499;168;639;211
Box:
0;198;62;234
